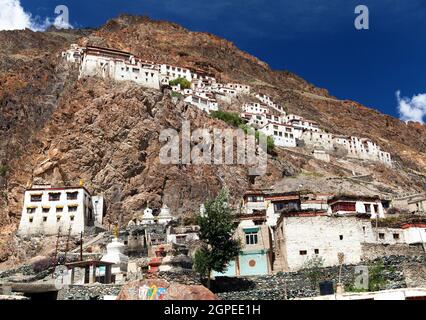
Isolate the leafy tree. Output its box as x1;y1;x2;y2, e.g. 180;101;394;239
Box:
169;77;191;90
194;189;241;288
301;255;325;290
368;261;387;291
239;123;275;155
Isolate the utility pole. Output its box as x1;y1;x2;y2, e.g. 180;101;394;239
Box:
80;232;83;261
64;225;72;263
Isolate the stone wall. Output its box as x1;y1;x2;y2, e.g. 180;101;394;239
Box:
58;284;123;300
362;243;425;261
214;255;426;300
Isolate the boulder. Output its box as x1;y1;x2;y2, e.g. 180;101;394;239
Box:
117;278;217;300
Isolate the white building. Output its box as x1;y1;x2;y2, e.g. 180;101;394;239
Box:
274;214;374;271
332;136;392;166
92;195;105;226
78;46;160;90
17;185;95;237
184;94;218;113
226;83;250;94
159;64;192;83
327;195;385;219
61;44;83;63
242;103;269;115
301;131;334;150
258;122;297;148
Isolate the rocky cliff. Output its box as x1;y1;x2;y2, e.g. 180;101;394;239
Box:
0;15;425;262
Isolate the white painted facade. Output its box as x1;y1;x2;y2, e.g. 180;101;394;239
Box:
242;103;269;115
184;94;218;113
17;186;94;237
92;195;105;226
328;197;385;219
276;216;374;271
258;122;297;148
301;131;333;150
159;64;192;82
226;83;250;94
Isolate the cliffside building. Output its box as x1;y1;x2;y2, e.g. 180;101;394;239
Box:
17;185;98;237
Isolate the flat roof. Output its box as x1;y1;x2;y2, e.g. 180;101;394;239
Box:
65;260;114;268
26;186;92;195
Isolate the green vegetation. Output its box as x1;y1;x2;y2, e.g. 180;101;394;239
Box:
194;189;241;288
301;255;325;289
211;110;245;127
346;261;389;292
169;77;191;90
0;165;8;177
171;91;182;98
368;261;387;291
211;111;276;154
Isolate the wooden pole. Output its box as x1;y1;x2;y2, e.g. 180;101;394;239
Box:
80;232;83;261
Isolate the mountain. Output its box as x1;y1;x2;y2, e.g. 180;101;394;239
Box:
0;14;425;262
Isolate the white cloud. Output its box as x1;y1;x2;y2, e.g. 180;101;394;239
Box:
0;0;33;30
396;90;426;124
0;0;73;31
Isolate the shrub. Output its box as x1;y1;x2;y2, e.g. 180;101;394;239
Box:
211;111;244;127
169;77;191;90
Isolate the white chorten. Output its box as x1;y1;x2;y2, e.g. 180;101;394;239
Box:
141;207;155;225
101;238;129;277
157;204;173;225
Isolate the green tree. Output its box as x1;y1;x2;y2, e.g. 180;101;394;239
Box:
301;255;325;290
211;111;245;127
169;77;191;90
194;189;241;288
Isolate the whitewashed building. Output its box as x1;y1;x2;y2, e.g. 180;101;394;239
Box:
274;214;374;271
78;46;160;90
374;223;426;246
301;131;334;150
184;94;218;113
226;83;250;94
17;185;96;237
242;103;269;115
258;122;297;148
159;64;192;83
327;195;385;219
62;44;83;63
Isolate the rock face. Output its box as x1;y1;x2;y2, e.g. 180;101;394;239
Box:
117;278;217;300
0;15;426;262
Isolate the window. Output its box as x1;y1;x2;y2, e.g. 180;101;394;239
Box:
56;207;63;213
30;194;42;202
43;217;47;222
27;207;36;214
314;249;319;254
245;231;258;245
70;216;75;222
66;192;78;200
299;250;307;255
364;204;372;213
68;206;78;213
49;193;61;201
29;217;33;223
339;235;343;240
176;235;186;244
56;216;61;222
379;233;385;240
393;233;400;240
42;208;50;214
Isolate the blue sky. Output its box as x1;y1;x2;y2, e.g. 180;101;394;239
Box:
16;0;426;121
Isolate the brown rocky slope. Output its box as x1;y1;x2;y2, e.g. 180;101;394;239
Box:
0;15;426;262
